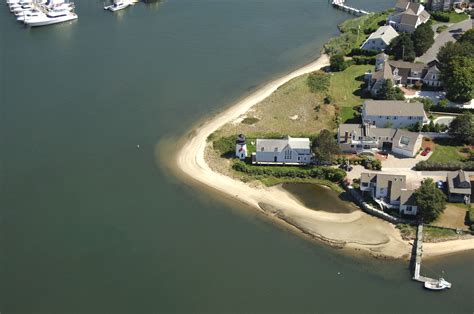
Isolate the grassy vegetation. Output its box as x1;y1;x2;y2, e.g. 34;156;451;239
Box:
445;11;470;23
427;139;466;163
397;224;462;242
241;117;260;125
436;25;448;33
324;11;391;55
213;73;336;139
328;64;372;108
259;177;344;192
307;71;330;93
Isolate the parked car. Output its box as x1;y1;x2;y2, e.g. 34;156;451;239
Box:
339;163;353;172
436;180;445;189
421;147;431;156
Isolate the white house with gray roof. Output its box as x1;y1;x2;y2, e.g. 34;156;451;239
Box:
338;123;422;157
388;0;430;33
361;25;399;52
360;172;418;215
254;136;312;165
362;100;428;128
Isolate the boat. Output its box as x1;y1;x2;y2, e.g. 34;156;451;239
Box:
23;8;77;26
104;0;130;11
17;10;42;21
424;278;452;291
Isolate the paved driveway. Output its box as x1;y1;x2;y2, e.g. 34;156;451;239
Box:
417;18;472;63
434;116;455;126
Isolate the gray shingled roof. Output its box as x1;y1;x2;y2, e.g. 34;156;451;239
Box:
256;136;310;153
395;0;409;11
400;12;420;27
364;100;425;117
364;25;398;45
392;129;421;152
447;170;472;195
400;189;416;206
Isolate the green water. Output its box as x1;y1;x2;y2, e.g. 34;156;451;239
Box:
2;0;474;312
282;183;357;213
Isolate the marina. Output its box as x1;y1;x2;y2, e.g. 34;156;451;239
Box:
6;0;77;27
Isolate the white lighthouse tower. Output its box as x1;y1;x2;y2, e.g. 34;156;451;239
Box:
235;134;247;160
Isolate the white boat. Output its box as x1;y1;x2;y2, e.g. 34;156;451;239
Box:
15;8;38;15
12;5;33;13
17;10;42;21
24;9;77;26
424;278;452;291
104;0;130;11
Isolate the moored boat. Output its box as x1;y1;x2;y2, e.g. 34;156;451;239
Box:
104;0;130;11
424;278;452;291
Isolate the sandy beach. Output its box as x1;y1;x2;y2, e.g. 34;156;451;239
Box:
173;53;474;259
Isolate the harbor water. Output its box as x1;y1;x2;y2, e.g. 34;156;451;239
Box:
2;0;474;312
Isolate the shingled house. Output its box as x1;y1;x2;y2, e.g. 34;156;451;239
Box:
360;172;417;215
365;54;442;97
387;0;431;33
447;170;472;203
361;25;399;52
338;123;423;157
361;100;428;128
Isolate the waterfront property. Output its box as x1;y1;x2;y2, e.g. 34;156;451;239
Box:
361;100;428;128
253;136;312;165
338;123;422;157
365;54;443;96
360;25;399;51
427;0;471;11
447;170;472;203
387;0;430;33
360;172;418;215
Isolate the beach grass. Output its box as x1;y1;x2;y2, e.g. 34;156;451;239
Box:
260;177;344;192
213;73;336;138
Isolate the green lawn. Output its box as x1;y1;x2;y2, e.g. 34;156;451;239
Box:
446;12;470;23
427;139;466;163
329;64;372;108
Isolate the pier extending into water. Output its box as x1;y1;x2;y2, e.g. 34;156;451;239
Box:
412;224;452;287
331;0;370;16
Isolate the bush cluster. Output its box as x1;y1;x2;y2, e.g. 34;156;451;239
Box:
335;156;382;170
415;160;474;171
307;71;330;93
352;55;376;65
431;11;450;22
232;161;346;182
348;48;379;57
213;135;236;155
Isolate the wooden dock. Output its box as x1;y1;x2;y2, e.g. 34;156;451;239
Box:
331;0;370;16
412;224;451;286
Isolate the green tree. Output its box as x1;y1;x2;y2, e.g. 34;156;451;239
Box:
312;129;340;162
449;112;474;144
376;79;405;100
442;56;474;102
387;33;416;61
330;54;347;72
414;178;447;223
412;23;435;56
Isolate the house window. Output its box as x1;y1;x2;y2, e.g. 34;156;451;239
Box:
284;150;292;160
298;157;300;161
432;75;436;79
409;116;412;120
394;117;398;120
261;147;264;152
386;116;390;120
362;183;368;187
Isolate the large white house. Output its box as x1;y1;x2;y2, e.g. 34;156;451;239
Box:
338;123;422;157
254;136;312;165
387;0;430;33
362;100;428;128
361;25;399;52
360;172;418;215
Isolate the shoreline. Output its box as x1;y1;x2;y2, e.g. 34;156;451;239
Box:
171;52;474;260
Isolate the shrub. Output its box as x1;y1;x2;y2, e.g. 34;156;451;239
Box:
232;160;347;183
353;55;376;65
414;160;472;171
431;11;450;22
241;117;259;125
324;95;333;104
348;48;379;57
436;25;448;33
307;71;330;93
330;54;348;72
468;206;474;225
213;136;236;156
